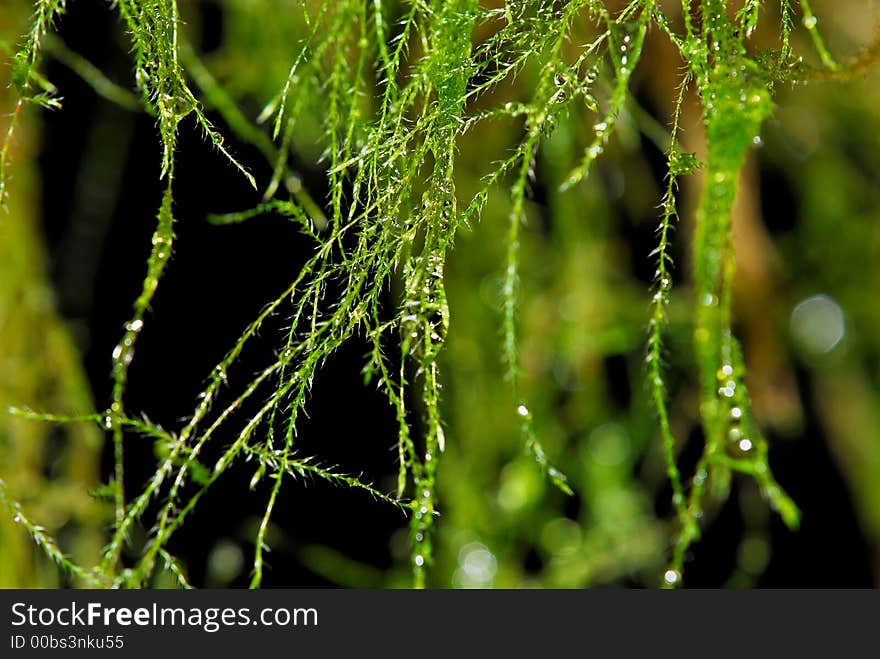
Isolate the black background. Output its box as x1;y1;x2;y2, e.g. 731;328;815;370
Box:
1;590;876;655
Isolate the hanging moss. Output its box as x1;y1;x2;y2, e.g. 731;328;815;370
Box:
1;0;878;589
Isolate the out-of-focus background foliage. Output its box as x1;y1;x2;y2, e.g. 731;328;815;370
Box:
1;0;879;587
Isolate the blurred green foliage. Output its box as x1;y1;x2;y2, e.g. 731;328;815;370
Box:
0;1;106;587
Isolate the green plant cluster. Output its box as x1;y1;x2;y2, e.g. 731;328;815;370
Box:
1;0;878;588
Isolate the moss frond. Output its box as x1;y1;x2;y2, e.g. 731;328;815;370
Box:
1;0;874;589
